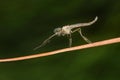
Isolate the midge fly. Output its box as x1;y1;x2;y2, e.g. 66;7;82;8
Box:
34;16;98;50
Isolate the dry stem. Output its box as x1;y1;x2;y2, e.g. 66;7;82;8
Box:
0;37;120;62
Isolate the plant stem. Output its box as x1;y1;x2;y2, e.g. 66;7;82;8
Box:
0;37;120;62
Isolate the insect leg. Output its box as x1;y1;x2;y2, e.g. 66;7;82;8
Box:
78;28;91;43
72;28;80;33
33;34;56;50
68;33;72;47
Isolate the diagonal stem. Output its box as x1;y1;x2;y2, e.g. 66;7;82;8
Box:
0;37;120;62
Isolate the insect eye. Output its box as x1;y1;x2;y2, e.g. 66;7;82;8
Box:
54;27;62;33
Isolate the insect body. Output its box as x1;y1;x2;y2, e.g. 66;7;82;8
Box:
34;16;98;50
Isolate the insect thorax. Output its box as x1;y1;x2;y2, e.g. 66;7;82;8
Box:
62;25;71;35
54;26;71;36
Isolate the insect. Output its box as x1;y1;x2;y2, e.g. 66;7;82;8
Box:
34;16;98;50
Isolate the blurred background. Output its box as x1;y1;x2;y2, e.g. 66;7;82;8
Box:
0;0;120;80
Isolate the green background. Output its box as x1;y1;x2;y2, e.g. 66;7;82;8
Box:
0;0;120;80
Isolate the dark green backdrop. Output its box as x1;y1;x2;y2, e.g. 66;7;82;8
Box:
0;0;120;80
